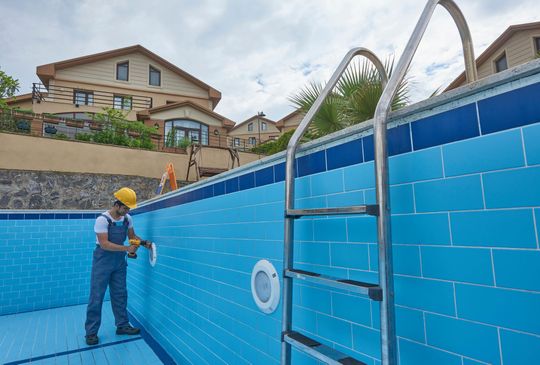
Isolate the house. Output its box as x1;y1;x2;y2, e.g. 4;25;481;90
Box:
7;45;236;148
445;21;540;91
227;114;281;149
275;109;303;133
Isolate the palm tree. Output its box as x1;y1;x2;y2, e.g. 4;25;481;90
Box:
289;57;410;138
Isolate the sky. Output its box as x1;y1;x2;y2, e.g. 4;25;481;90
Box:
0;0;538;124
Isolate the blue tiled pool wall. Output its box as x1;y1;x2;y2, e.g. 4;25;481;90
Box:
0;67;539;364
125;75;540;365
0;213;100;315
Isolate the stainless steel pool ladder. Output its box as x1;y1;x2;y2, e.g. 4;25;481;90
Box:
280;1;478;365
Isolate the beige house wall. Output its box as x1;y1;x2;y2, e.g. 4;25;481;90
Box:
54;52;209;100
150;105;223;127
33;79;212;120
471;30;540;83
280;112;303;132
0;132;260;181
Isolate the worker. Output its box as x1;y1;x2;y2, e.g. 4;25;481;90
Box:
84;187;150;346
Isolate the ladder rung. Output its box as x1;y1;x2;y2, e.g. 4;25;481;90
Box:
283;331;367;365
285;269;382;301
286;205;378;218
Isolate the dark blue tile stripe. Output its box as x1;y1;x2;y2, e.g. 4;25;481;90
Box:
128;311;177;365
2;82;539;219
3;338;142;365
478;82;540;134
0;213;100;220
412;103;479;150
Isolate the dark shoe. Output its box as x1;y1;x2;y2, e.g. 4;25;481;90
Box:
85;334;99;346
116;325;140;335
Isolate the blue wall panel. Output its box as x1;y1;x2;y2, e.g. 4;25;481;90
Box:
3;73;540;365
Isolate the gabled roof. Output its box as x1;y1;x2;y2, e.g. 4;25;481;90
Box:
445;21;540;91
5;93;35;105
230;114;276;131
275;109;302;129
137;101;235;128
36;45;222;108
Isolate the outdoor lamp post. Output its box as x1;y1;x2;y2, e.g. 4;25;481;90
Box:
257;111;265;145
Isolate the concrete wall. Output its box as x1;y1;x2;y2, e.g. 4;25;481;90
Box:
0;132;260;180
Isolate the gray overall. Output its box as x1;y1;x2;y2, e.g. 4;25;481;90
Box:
85;215;130;335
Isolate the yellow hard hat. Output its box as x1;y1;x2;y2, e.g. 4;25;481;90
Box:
114;187;137;209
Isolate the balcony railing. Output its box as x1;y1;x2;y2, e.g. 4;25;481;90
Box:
0;109;258;154
32;83;153;110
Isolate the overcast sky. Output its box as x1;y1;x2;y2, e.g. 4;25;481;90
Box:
0;0;538;123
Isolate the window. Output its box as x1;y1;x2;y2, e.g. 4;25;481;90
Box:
248;137;257;145
164;119;209;146
535;37;540;54
149;65;161;86
73;90;93;106
248;123;253;131
113;95;132;110
116;61;129;81
494;52;508;73
234;138;240;147
261;122;267;131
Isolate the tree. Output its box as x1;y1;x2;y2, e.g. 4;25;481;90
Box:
289;57;409;138
0;68;20;109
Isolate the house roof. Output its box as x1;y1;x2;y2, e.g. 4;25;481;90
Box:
5;93;35;105
275;109;302;129
137;101;235;129
445;21;540;91
229;114;277;131
36;45;222;108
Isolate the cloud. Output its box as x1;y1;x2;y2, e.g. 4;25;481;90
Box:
0;0;538;122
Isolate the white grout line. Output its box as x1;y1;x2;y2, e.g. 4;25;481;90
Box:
418;246;424;278
448;212;454;246
520;128;528;167
533;209;540;250
412;183;417;213
490;249;498;287
440;147;446;178
475;101;483;135
498;327;505;365
479;174;487;209
452;282;458;317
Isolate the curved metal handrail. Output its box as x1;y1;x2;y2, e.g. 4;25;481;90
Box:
284;47;388;209
373;1;477;364
281;47;388;364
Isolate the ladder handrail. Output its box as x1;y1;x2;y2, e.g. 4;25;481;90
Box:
373;1;477;364
282;47;388;365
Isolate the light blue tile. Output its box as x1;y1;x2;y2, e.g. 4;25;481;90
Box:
311;169;344;196
370;245;421;276
398;338;462;365
365;184;414;214
352;324;380;359
500;329;540;365
493;249;540;291
395;276;455;315
425;313;500;364
451;209;537;248
391;214;451;245
415;175;484;212
313;218;346;242
327;191;364;208
456;284;540;334
347;216;377;243
332;292;371;326
396;306;425;342
483;166;540;208
344;161;375;191
421;247;494;285
317;313;352;348
523;123;540;165
443;129;525;176
389;147;443;185
295;242;330;266
330;242;369;270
